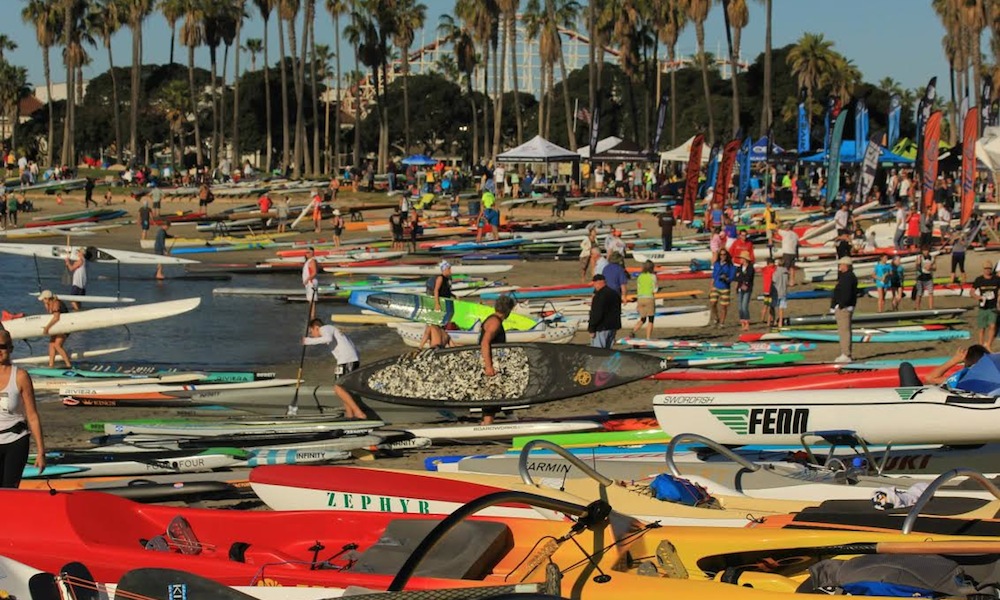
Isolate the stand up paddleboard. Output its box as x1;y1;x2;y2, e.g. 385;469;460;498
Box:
2;298;201;340
0;243;197;265
339;344;666;408
349;290;539;330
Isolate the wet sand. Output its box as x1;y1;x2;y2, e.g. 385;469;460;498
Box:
15;185;988;473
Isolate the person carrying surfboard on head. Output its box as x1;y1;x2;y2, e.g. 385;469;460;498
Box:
432;261;453;311
37;291;72;368
302;248;319;320
64;248;87;311
0;330;46;488
302;319;367;419
479;294;515;425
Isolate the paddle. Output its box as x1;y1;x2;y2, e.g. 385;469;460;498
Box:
287;286;321;416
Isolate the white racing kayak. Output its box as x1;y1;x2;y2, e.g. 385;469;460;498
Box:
0;242;197;265
11;346;131;365
58;378;299;399
389;321;577;347
653;385;1000;446
100;418;386;437
2;298;201;340
323;264;514;276
24;292;135;303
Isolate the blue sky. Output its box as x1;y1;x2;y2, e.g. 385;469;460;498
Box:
5;0;952;93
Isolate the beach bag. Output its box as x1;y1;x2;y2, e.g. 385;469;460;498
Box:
808;555;980;598
648;474;712;506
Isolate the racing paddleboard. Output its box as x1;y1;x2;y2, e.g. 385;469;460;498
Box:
349;290;539;330
0;243;197;265
2;298;201;340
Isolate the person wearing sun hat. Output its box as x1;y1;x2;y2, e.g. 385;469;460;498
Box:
734;250;755;331
831;256;858;363
330;208;345;248
432;260;454;311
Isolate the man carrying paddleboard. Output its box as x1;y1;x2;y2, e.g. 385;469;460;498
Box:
37;291;72;368
303;319;366;419
302;248;319;320
64;248;87;311
479;295;516;424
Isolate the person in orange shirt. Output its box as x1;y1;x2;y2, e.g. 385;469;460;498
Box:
728;229;756;267
311;190;323;234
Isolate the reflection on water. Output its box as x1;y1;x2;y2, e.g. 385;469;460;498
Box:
0;254;398;369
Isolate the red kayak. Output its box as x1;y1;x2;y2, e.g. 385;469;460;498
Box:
153;212;208;224
651;364;842;381
664;364;955;393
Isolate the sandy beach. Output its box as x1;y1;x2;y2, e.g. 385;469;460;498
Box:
10;185;989;473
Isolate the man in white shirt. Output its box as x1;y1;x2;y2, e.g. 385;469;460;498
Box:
301;319;366;419
898;172;912;203
779;221;800;286
893;200;908;250
834;204;850;234
493;165;506;198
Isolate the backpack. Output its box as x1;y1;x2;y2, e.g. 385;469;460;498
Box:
648;474;713;507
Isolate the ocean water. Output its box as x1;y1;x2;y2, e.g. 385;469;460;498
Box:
0;254;399;370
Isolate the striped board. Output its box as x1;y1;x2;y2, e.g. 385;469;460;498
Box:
59;378;298;403
620;339;816;354
2;298;201;340
96;418;385;437
741;329;970;343
325;264;515;276
390;322;576;347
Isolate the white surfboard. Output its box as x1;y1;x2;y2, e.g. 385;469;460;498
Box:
58;377;298;398
397;420;602;441
0;243;197;265
12;345;131;365
2;297;201;340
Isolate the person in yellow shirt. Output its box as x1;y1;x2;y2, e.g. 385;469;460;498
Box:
763;200;779;252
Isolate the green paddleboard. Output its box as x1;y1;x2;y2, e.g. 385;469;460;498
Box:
511;428;670;450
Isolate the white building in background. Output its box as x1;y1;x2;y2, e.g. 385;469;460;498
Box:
33;80;89;104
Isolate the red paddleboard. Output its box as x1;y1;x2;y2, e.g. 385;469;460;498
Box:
25;217;98;228
666;365;954;393
651;364;841;381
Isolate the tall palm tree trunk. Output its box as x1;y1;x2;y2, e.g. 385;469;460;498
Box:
188;45;204;167
669;45;677;146
220;44;229;165
537;62;545;136
60;0;71;168
730;27;741;135
43;48;53;167
209;46;219;168
107;45;123;162
509;13;522;144
759;0;772;136
696;21;714;143
262;16;273;172
290;14;305;178
333;16;342;173
352;64;361;168
169;22;176;65
468;78;479;165
309;16;321;175
492;18;505;157
324;69;331;173
232;16;242;171
129;23;141;162
403;51;412;153
558;47;576;151
481;48;490;161
278;14;290;172
587;0;595;145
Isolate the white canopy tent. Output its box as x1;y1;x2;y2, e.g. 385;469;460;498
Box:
496;135;580;163
660;135;712;165
577;136;623;159
977;126;1000;172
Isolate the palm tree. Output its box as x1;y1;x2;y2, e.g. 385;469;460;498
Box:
203;3;224;167
156;79;189;166
313;43;333;172
243;37;262;71
160;0;182;64
525;0;579;148
91;0;124;163
550;0;580;151
959;0;986;132
21;0;57;167
308;3;321;175
343;14;365;168
278;0;298;173
610;0;642;142
392;0;426;154
498;0;521;146
352;0;395;171
438;13;479;163
457;0;498;159
758;0;772;136
934;0;965;142
325;0;347;173
180;0;205;167
684;0;714;142
724;0;748;135
251;0;273;172
230;1;246;171
0;35;17;62
61;0;90;167
823;55;860;102
123;0;152;163
787;32;836;129
0;64;30;156
655;0;686;146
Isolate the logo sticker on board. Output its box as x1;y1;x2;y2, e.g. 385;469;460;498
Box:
895;387;923;401
710;408;749;435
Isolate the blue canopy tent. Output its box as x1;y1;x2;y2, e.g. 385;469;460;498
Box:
749;137;785;162
401;154;438;166
800;141;913;165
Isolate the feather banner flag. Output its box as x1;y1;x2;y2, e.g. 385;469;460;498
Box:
856;135;882;203
824;109;849;207
737;137;753;207
588;104;601;160
797;87;811;154
715;137;742;203
961;107;979;225
681;134;705;222
887;94;901;148
651;92;669;153
854;98;868;159
982;76;993;133
920;111;943;210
